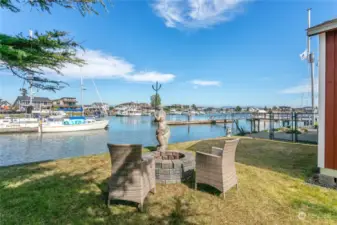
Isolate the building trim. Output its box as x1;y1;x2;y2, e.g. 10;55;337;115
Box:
320;168;337;177
307;18;337;36
318;33;326;168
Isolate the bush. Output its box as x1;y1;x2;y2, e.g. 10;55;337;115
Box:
314;122;318;129
285;129;302;134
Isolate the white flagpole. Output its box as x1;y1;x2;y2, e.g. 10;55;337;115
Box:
307;8;315;126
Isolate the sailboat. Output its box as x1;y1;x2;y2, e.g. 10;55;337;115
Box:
39;78;109;133
39;117;109;133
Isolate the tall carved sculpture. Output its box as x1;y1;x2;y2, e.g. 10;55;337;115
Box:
154;106;170;152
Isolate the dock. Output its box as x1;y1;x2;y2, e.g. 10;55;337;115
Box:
167;120;233;126
0;127;38;134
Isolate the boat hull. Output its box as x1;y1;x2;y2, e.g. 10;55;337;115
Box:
116;113;142;116
40;120;109;133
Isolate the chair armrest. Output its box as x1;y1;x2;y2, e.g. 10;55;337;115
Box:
211;147;223;156
141;154;155;174
196;151;221;158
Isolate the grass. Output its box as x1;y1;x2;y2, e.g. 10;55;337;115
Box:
0;138;336;224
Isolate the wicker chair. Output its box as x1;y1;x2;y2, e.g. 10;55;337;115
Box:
107;144;156;211
195;139;240;198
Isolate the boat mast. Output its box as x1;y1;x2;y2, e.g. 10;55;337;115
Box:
91;79;108;115
29;79;33;107
28;30;33;114
81;77;84;116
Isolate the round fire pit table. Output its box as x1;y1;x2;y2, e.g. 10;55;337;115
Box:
152;150;195;184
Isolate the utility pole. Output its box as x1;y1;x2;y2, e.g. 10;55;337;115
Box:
307;8;315;126
152;81;162;110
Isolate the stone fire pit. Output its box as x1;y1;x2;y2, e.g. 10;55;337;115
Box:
153;150;195;184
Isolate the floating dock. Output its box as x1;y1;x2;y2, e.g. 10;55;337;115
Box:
167;120;233;125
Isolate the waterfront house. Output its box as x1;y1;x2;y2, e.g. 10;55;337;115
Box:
278;106;292;112
301;106;318;113
90;102;110;110
116;102;151;110
83;103;110;115
293;107;305;113
225;108;235;113
0;99;11;110
257;109;267;114
205;107;218;114
169;104;189;110
13;96;52;111
52;97;78;110
115;102;138;109
308;18;337;184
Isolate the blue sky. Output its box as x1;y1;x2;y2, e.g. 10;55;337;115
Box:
1;0;337;107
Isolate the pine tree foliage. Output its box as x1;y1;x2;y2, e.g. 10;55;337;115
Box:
0;30;85;91
0;0;107;91
0;0;106;15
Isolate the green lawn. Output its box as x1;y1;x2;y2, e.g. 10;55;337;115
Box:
0;138;336;225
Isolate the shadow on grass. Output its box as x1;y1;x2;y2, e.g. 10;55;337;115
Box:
180;171;222;197
0;160;203;224
185;138;317;179
195;184;222;196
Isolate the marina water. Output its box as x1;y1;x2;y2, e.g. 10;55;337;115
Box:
0;114;295;167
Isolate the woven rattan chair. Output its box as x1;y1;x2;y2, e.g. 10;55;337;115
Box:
107;144;156;211
195;139;240;198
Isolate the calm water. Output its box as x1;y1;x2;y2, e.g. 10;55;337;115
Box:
0;114;308;167
0;115;232;167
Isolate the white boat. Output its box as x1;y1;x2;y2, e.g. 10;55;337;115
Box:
38;77;109;133
182;110;197;115
128;108;141;116
39;117;109;133
49;111;67;119
169;109;182;115
0;116;38;126
0;116;39;133
142;112;152;116
116;108;142;116
0;120;38;129
116;110;128;117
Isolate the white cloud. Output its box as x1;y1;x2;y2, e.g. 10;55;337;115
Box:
124;72;175;83
46;49;175;83
59;50;134;78
191;79;221;86
152;0;249;29
280;79;318;94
